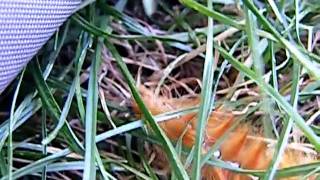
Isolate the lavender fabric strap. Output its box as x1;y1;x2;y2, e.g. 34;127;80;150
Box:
0;0;81;93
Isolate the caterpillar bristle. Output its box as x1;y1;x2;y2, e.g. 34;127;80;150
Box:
219;129;248;162
132;86;316;179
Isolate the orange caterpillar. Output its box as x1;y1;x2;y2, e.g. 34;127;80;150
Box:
132;86;316;180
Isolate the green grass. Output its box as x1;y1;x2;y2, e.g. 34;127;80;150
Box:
0;0;320;179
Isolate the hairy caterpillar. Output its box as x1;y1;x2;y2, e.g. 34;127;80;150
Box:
132;86;316;180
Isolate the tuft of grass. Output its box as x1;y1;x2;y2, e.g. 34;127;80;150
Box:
0;0;320;179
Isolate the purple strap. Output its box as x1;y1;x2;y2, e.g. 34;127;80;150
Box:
0;0;81;93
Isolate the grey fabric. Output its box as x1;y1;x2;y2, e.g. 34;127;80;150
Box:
0;0;81;93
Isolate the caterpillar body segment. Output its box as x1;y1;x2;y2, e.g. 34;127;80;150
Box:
132;86;316;179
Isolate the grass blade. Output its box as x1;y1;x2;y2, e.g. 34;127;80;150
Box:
191;0;216;179
179;0;242;29
264;49;302;180
214;43;320;150
42;33;87;145
0;149;70;180
83;37;103;180
242;0;320;79
8;70;25;180
104;40;189;180
29;60;83;153
41;109;48;180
